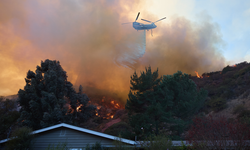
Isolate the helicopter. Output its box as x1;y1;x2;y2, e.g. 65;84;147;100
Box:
122;12;166;36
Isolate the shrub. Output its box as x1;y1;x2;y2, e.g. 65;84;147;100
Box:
207;97;227;112
237;110;250;118
237;110;250;125
222;65;234;74
5;126;34;150
140;134;173;150
234;66;250;78
0;98;20;140
112;134;135;150
46;142;68;150
176;141;195;150
92;117;104;124
210;73;221;80
86;142;104;150
104;122;133;140
186;115;250;150
232;104;246;114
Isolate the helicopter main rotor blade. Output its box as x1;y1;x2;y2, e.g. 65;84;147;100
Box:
122;22;133;25
135;12;140;21
154;17;166;23
141;19;152;23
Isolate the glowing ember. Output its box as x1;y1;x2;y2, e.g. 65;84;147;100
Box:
76;104;83;112
88;96;123;119
114;103;120;109
194;71;203;78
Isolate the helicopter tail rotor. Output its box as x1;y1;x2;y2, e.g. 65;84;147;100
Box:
154;17;166;23
135;12;140;22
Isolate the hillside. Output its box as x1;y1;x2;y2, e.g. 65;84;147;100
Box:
190;61;250;118
101;61;250;139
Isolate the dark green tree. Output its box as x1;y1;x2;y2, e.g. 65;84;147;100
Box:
126;68;207;139
0;97;20;140
159;71;207;139
126;67;168;138
18;59;96;130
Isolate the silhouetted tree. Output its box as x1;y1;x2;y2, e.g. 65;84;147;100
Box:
0;97;20;140
18;59;96;130
126;67;167;138
5;126;33;150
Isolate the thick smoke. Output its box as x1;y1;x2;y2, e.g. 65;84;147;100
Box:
0;0;225;103
137;15;225;75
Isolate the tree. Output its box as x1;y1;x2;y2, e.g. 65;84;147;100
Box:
5;126;34;150
187;115;250;150
159;71;207;138
126;69;207;140
0;97;20;140
126;67;167;138
18;59;96;130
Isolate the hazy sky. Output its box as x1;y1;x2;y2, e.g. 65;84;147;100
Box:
0;0;249;100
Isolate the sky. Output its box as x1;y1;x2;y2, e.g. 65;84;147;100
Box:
0;0;249;102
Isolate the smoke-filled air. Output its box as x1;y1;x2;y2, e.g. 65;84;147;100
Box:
0;0;225;102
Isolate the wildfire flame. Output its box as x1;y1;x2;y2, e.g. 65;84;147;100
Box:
88;96;123;119
194;71;203;78
76;104;83;112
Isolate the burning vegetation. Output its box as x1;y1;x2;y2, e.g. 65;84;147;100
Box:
194;71;203;78
88;96;123;120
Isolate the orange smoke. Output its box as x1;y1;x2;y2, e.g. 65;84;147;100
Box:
0;0;226;104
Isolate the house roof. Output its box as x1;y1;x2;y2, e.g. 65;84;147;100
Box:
0;123;136;145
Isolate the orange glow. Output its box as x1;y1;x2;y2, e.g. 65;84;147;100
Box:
114;103;120;109
111;101;114;104
194;71;203;78
76;104;83;112
105;113;114;119
0;0;226;102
